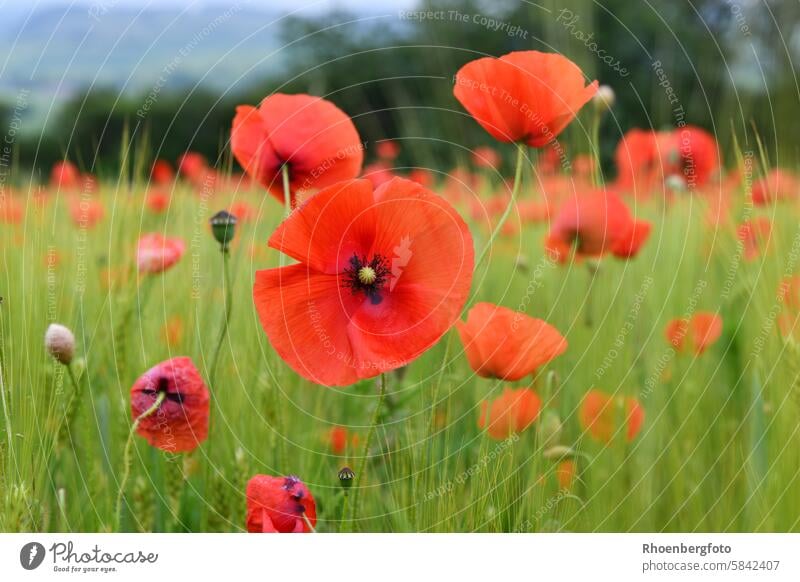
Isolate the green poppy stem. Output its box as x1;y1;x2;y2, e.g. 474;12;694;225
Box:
115;391;165;531
346;372;387;532
281;163;292;217
474;142;526;271
208;249;233;386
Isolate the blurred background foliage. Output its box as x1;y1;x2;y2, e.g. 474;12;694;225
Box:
0;0;798;180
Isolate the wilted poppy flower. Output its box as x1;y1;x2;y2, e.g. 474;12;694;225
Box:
137;233;186;274
457;303;567;381
376;140;400;160
130;356;209;453
545;189;651;262
478;387;541;439
253;177;473;387
737;217;771;261
665;312;722;355
151;159;175;185
579;389;644;443
231;93;363;206
472;146;500;170
50;160;81;190
454;51;597;147
69;197;105;229
145;189;170;214
752;169;799;206
246;475;317;533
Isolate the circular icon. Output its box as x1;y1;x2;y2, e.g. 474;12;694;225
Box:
19;542;46;570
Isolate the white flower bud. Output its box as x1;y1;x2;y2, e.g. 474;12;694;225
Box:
45;324;75;365
593;85;616;112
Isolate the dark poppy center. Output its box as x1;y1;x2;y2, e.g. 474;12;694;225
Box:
142;376;185;404
343;253;390;305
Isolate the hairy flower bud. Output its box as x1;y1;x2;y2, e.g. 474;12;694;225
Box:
45;323;75;365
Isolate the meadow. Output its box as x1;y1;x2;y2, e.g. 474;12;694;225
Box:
2;54;800;534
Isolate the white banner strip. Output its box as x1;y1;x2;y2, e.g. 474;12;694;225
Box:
1;534;798;581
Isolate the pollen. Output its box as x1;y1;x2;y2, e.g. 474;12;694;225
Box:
358;266;377;285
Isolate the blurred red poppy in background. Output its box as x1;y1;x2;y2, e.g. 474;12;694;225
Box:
545;189;651;262
151;159;175;185
137;233;186;274
478;387;541;439
472;146;500;170
454;51;597;147
229;200;256;223
737;217;771;261
130;356;209;453
0;194;23;224
580;389;644;443
665;312;723;355
752;169;799;206
663;126;719;188
231;93;363;206
457;302;567;381
362;161;395;188
253;177;473;387
376;140;400;160
69;197;105;229
246;474;316;533
555;459;577;490
328;426;359;454
145;189;170;214
50;160;81;190
177;152;208;182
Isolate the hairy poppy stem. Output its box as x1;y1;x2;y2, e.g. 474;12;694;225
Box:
208;249;233;386
281;163;291;216
346;372;387;532
474;143;526;270
57;363;82;448
115;391;166;531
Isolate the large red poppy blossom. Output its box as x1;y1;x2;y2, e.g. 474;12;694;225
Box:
253;177;473;387
246;475;317;533
752;169;799;206
665;312;723;355
580;389;644;443
478;387;541;439
130;356;209;453
454;51;597;147
231;94;363;206
456;303;567;381
137;233;186;274
545;189;651;262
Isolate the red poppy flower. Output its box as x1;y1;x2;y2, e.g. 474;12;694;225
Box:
137;233;186;274
752;169;799;206
69;197;105;229
177;152;208;181
253;177;473;387
145;190;170;214
472;146;500;170
737;217;771;261
454;51;598;147
328;426;359;454
663;126;719;188
130;356;209;453
478;387;541;439
0;194;23;224
580;389;644;443
665;312;723;355
408;168;434;188
361;161;395;189
555;459;577;489
614;129;662;191
231;94;363;206
229;200;256;223
50;161;81;190
545;189;651;262
151;159;175;185
246;475;317;533
456;303;567;381
376;140;400;160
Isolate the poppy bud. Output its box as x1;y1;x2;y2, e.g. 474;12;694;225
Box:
338;466;355;490
45;323;75;365
210;210;237;250
593;85;616;113
665;174;687;192
537;409;563;448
